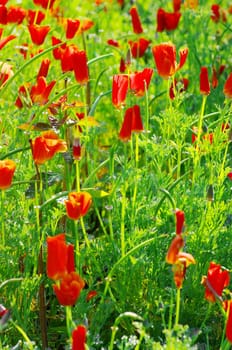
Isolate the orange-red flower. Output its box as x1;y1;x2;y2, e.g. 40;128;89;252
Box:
28;24;50;45
128;38;151;59
7;6;26;24
66;18;80;39
166;234;184;264
65;191;92;220
0;159;16;190
33;0;56;9
156;8;181;32
130;68;153;97
223;73;232;98
173;0;181;12
30;76;56;105
53;271;85;306
223;300;232;343
201;262;230;302
37;58;50;79
211;4;226;23
172;252;195;288
107;39;120;48
200;67;210;95
72;325;87;350
152;42;188;79
129;6;143;34
60;44;79;73
73;50;89;84
112;74;129;108
46;233;75;280
52;36;67;60
31;130;67;165
0;5;7;25
27;9;45;25
119;105;143;141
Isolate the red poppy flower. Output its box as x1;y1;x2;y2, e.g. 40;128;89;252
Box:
211;4;226;23
27;9;45;25
28;24;50;45
0;34;16;50
152;42;188;79
66;18;80;39
166;234;184;264
46;233;75;280
86;290;98;302
223;73;232;98
175;209;185;234
130;68;153;97
30;76;56;105
52;36;67;60
128;38;150;58
0;5;7;24
72;325;87;350
169;77;189;99
0;0;7;5
80;18;94;33
112;74;129;108
0;62;13;87
172;252;195;288
173;0;181;12
0;159;16;190
60;44;78;73
31;130;67;165
129;6;143;34
53;271;85;306
223;300;232;343
201;262;230;302
7;6;26;24
65;191;92;220
33;0;55;9
200;67;210;95
119;57;127;73
73;50;89;84
119;105;143;141
156;8;181;32
107;39;120;48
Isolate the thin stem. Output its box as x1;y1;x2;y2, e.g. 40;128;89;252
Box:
120;185;126;257
65;306;74;338
175;287;181;326
1;190;5;246
74;220;80;273
80;216;90;248
75;160;80;192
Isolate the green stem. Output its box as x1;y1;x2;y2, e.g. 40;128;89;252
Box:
120;185;126;257
1;190;5;246
80;216;90;248
74;220;80;273
75;160;80;192
175;288;181;326
65;306;74;338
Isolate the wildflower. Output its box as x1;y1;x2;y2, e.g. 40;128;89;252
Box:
175;209;185;234
112;74;129;108
0;5;7;24
7;6;26;24
169;77;189;99
0;159;16;190
128;38;150;59
200;67;210;95
86;290;98;302
119;105;143;141
27;9;45;25
53;271;85;306
152;42;188;79
166;234;184;264
37;58;50;79
28;24;50;45
65;191;92;220
172;252;195;288
33;0;56;9
72;325;87;350
201;262;230;302
30;76;56;105
223;73;232;98
46;233;75;280
66;18;80;39
60;44;79;73
211;4;226;23
223;300;232;343
31;130;67;165
156;8;181;32
0;62;13;87
130;68;153;97
52;36;67;60
73;50;89;85
129;6;143;34
80;18;94;33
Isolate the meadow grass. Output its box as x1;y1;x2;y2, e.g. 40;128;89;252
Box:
1;0;232;349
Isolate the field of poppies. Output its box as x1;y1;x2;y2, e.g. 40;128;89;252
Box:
2;0;232;349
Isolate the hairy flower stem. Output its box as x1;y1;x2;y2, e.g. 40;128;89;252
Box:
175;288;181;326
